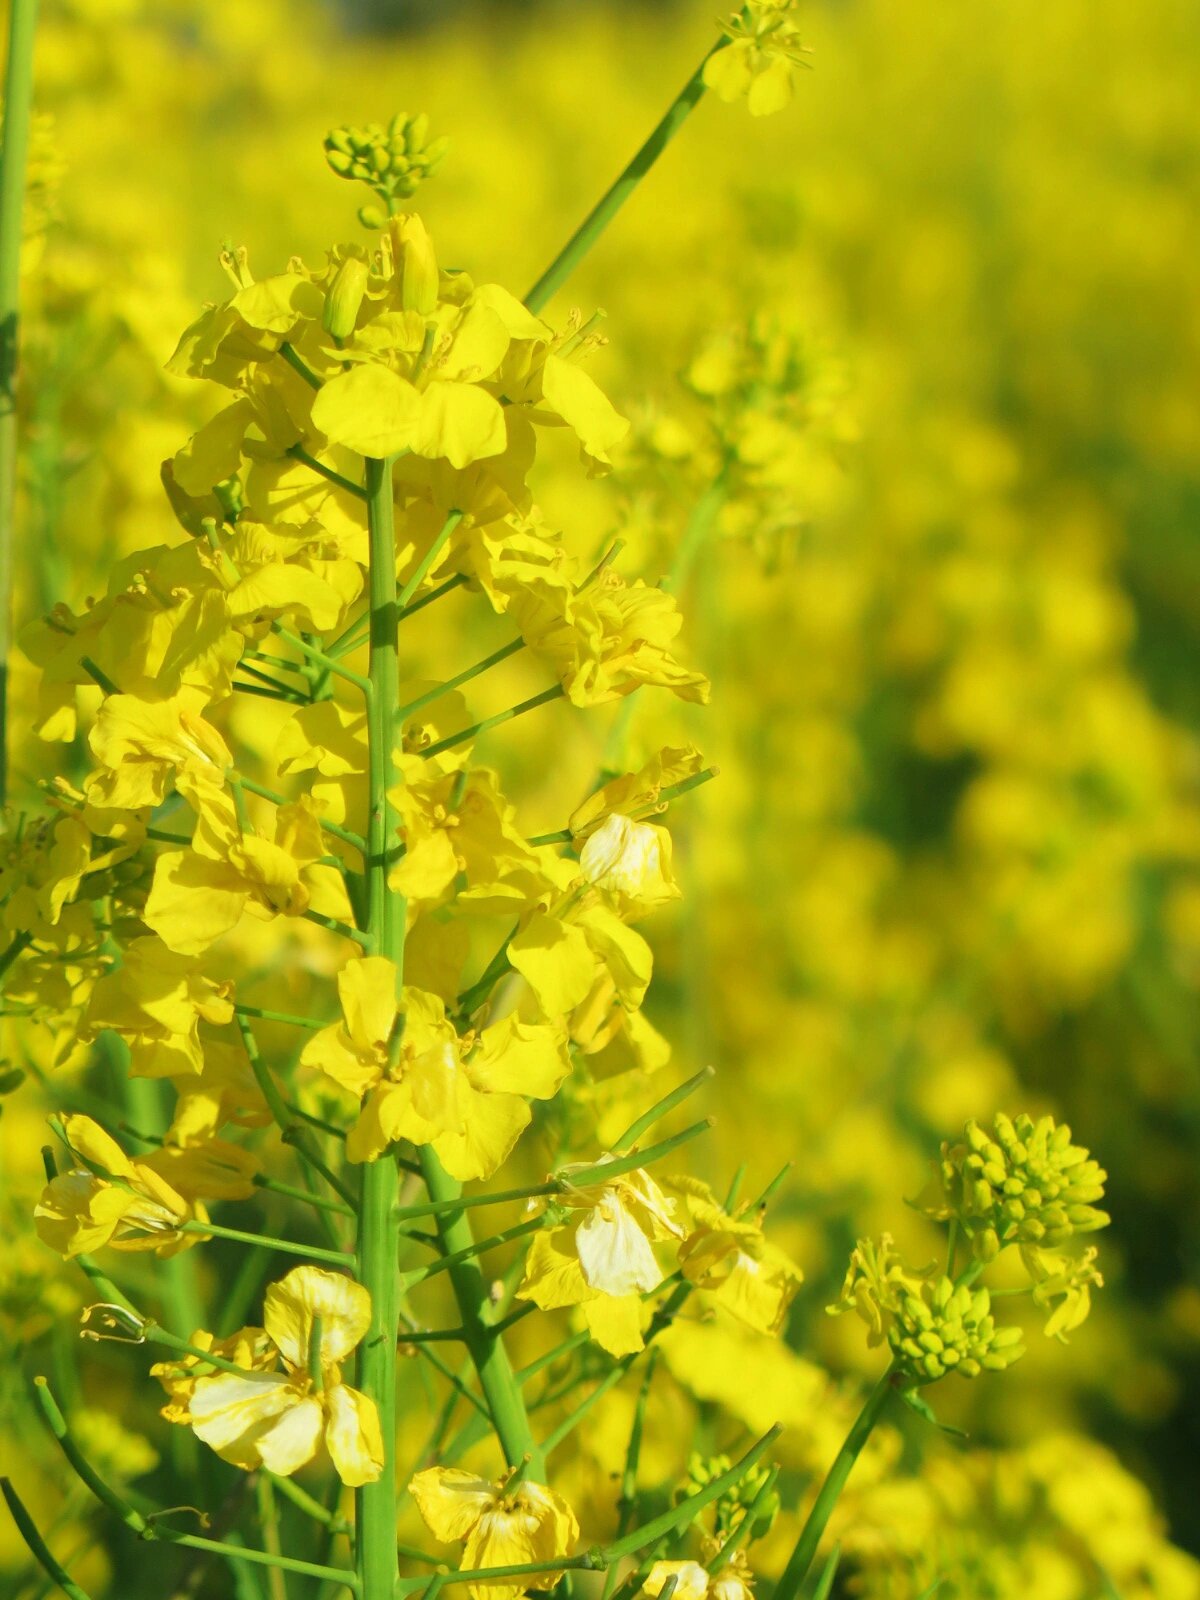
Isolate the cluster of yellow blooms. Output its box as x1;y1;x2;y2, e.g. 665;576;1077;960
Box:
2;0;1199;1596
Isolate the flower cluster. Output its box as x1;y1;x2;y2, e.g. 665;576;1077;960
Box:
830;1113;1109;1384
324;113;451;227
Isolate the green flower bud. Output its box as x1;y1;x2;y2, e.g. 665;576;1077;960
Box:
358;203;387;231
393;213;439;314
323;255;369;339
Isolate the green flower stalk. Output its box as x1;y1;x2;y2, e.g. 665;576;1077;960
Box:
0;0;40;803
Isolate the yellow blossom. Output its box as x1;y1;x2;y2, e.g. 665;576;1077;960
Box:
174;1266;383;1486
300;957;569;1175
409;1466;579;1600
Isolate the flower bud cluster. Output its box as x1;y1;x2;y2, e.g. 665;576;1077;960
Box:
926;1112;1109;1261
324;113;450;227
829;1112;1109;1383
888;1278;1025;1382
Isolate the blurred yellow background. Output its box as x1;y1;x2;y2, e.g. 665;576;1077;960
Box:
3;1;1200;1595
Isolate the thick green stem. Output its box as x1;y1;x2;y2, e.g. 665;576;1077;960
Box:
356;454;404;1600
0;0;39;803
523;40;720;313
774;1369;897;1600
418;1150;544;1478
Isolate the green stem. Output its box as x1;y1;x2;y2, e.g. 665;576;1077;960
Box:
397;509;463;610
419;1149;544;1477
612;1066;714;1153
287;443;366;500
523;38;722;313
395;637;524;723
2;1476;94;1600
269;1473;351;1536
181;1218;355;1267
32;1378;149;1534
421;684;563;761
356;453;404;1600
0;0;39;804
774;1370;897;1600
607;1425;782;1562
397;1215;545;1291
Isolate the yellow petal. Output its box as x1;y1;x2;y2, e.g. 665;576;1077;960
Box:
644;1562;711;1600
582;1294;645;1357
338;955;400;1055
433;1084;531;1184
509;913;595;1018
541;354;628;465
409;1466;497;1543
412;381;507;470
62;1115;135;1179
311;364;421;458
470;1018;571;1100
300;1021;381;1099
576;1195;663;1296
143;850;247;955
324;1383;384;1487
173;400;253;496
188;1370;297;1461
253;1396;326;1476
517;1230;593;1312
263;1265;372;1370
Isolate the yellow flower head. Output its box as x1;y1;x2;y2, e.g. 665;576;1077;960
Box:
409;1466;579;1600
703;1;811;118
579;813;680;919
671;1176;803;1336
85;689;231;814
180;1266;383;1486
301;958;569;1177
83;936;234;1079
826;1233;932;1349
34;1115;200;1258
519;1160;684;1354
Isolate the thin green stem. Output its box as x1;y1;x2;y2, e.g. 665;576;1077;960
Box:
273;624;370;695
287;443;367;500
394;1181;558;1223
269;1473;351;1536
421;684;564;761
279;342;322;390
561;1119;711;1190
256;1474;290;1600
0;0;39;803
235;1014;356;1208
395;637;524;723
181;1217;355;1267
774;1370;897;1600
608;1426;782;1562
398;1215;545;1292
235;1003;327;1030
237;773;367;853
612;1066;714;1153
397;509;463;610
32;1377;149;1533
524;37;723;312
2;1477;94;1600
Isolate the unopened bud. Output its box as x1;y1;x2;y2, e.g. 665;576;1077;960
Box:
323;256;368;339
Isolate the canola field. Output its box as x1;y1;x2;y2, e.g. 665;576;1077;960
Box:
2;3;1199;1598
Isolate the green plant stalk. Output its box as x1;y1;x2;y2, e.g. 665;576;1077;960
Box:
524;36;723;313
2;1476;94;1600
357;454;404;1600
0;0;39;804
774;1369;897;1600
418;1148;545;1478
